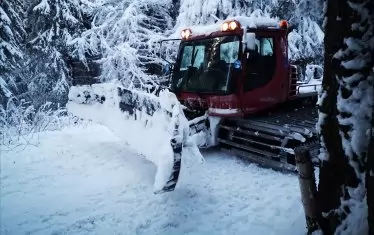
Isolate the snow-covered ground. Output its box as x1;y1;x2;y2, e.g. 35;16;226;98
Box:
1;124;307;235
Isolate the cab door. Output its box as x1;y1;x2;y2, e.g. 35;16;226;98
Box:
240;35;284;114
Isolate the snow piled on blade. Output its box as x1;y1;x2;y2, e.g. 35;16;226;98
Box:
66;81;202;192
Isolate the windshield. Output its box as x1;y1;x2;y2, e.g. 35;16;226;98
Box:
172;36;241;93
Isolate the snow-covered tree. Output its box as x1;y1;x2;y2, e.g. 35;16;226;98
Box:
175;0;279;27
316;0;374;233
269;0;296;22
0;0;24;72
277;0;324;81
288;16;324;81
21;0;90;107
70;0;175;88
293;0;324;25
0;0;25;104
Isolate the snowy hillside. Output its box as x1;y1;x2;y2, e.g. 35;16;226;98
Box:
1;124;307;235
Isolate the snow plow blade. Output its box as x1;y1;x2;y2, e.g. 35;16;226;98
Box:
67;82;202;193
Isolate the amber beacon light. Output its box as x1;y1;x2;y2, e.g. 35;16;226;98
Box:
181;28;192;39
279;20;288;29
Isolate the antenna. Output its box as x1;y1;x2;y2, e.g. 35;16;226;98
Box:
210;14;221;23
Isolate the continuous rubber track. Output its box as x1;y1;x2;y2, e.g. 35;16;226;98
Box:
217;105;320;172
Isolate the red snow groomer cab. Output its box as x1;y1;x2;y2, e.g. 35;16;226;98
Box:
168;18;321;171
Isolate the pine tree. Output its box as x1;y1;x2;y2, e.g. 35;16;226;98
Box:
0;0;25;105
73;0;175;88
294;0;324;25
270;0;296;21
21;0;88;107
282;0;325;81
287;16;324;81
0;0;24;72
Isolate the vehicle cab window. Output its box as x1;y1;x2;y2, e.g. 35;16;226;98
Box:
220;40;240;63
180;45;205;70
172;35;241;93
244;36;276;91
261;38;274;56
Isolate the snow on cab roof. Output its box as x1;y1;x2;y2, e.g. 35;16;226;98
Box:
186;15;279;37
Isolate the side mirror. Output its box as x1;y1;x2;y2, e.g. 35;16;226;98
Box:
162;63;172;75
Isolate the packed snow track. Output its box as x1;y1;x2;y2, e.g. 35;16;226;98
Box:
1;124;307;235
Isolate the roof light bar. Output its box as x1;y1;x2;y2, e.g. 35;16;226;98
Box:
229;21;238;30
221;22;229;31
221;20;240;32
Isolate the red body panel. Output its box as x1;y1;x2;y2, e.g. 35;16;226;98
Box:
178;92;243;117
240;32;289;115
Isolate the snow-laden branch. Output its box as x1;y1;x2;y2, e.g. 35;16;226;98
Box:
70;0;174;88
21;0;90;107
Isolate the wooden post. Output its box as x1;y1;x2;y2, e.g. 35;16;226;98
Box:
294;146;319;234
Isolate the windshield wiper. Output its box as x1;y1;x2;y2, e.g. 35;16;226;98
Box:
191;47;199;67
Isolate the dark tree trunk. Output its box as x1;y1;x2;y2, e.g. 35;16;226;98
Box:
368;123;374;235
317;0;374;233
367;97;374;234
316;0;349;232
366;0;374;229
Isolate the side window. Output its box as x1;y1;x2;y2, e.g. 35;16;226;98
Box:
244;37;276;92
261;38;274;56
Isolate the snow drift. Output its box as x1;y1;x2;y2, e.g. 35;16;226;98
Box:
66;81;203;193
